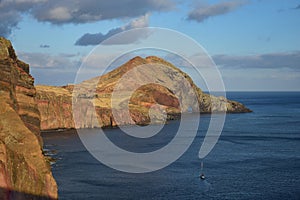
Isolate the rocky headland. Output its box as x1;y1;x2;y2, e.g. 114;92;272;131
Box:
36;56;251;130
0;37;57;199
0;36;251;199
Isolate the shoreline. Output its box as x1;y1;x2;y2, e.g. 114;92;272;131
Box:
40;111;253;133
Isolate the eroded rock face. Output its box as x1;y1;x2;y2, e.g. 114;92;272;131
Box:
36;85;74;130
0;39;40;141
36;56;251;130
0;37;57;199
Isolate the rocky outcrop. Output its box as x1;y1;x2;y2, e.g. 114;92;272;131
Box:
0;37;57;199
36;56;251;130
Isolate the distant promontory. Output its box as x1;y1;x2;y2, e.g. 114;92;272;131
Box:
36;56;251;130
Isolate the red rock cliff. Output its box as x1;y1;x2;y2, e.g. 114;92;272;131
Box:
0;37;57;199
36;85;75;130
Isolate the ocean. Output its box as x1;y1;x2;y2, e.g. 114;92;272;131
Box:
42;92;300;199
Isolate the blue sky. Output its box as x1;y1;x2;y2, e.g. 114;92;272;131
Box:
1;0;300;91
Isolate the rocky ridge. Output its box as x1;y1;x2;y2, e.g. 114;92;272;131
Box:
0;37;57;199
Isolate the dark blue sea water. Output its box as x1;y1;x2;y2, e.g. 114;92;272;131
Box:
42;92;300;200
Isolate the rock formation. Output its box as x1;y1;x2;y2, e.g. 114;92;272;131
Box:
36;85;74;130
0;37;57;199
37;55;251;130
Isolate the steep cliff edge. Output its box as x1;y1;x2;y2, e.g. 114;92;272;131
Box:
0;37;57;199
37;56;251;130
36;85;74;130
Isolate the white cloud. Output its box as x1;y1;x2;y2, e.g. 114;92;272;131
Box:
75;14;151;46
187;0;247;23
46;6;72;21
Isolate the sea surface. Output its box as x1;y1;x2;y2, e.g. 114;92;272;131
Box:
42;92;300;200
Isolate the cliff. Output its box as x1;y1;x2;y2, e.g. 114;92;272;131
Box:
36;56;251;130
36;85;74;130
0;37;57;199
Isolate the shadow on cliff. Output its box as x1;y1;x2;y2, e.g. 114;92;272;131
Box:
0;188;56;200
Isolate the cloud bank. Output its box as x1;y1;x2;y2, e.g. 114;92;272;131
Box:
213;51;300;70
32;0;174;24
0;0;174;36
18;52;80;69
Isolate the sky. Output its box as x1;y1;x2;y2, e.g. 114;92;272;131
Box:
1;0;300;91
